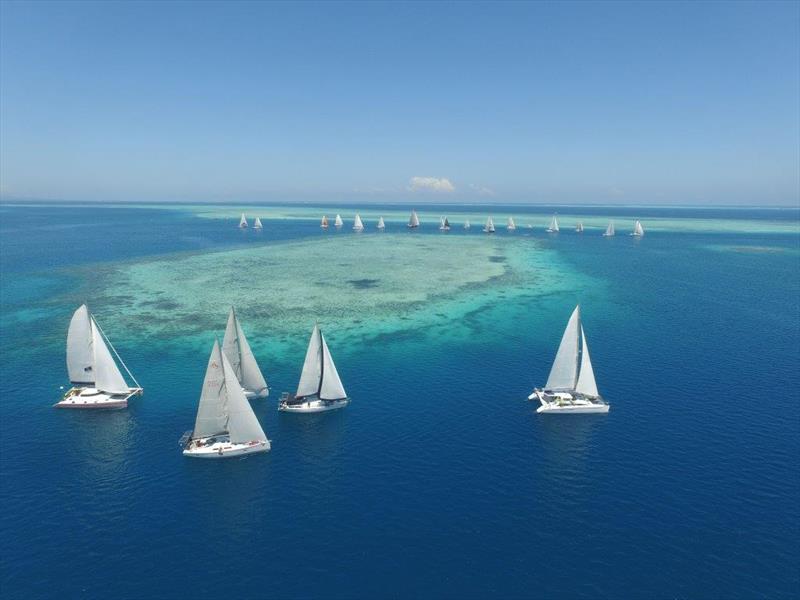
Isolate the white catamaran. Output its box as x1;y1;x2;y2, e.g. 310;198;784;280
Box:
439;216;451;231
507;217;516;231
222;307;269;400
408;210;420;228
321;215;329;229
575;221;584;233
529;305;608;414
631;220;644;237
353;214;364;231
377;216;386;230
181;340;270;458
334;214;344;228
603;221;615;237
546;215;560;233
56;304;142;409
239;214;248;229
253;217;263;230
279;324;349;413
483;216;495;233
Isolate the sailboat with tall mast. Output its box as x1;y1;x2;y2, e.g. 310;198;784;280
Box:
483;216;495;233
528;305;608;414
239;214;248;229
631;220;644;237
377;216;386;230
253;217;263;230
222;307;269;400
334;214;344;228
353;214;365;231
181;340;270;458
279;323;349;413
321;215;329;229
439;216;451;231
408;209;420;228
575;221;584;233
507;217;516;231
546;215;560;233
603;221;615;237
55;304;143;409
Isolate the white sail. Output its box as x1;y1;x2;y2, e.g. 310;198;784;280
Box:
221;350;267;444
575;326;599;397
548;215;559;232
576;222;584;233
334;214;343;227
353;214;364;231
91;318;129;394
444;217;450;229
439;216;446;229
464;219;470;229
319;331;347;400
321;215;329;228
222;308;268;397
193;341;229;439
296;324;322;398
67;304;94;385
484;216;495;232
604;221;615;236
377;216;385;229
408;210;420;227
633;220;644;236
253;217;263;229
507;217;516;230
545;306;580;391
239;214;248;228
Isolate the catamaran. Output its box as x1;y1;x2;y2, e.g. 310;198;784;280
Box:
575;222;584;233
321;215;329;229
464;219;471;229
507;217;516;231
439;217;451;231
408;210;420;228
603;221;615;237
483;216;495;233
222;307;269;400
546;215;560;233
377;216;386;230
239;214;248;228
353;214;364;231
279;323;349;413
334;214;344;228
529;305;608;414
253;217;263;230
631;220;644;237
180;340;270;458
55;304;142;409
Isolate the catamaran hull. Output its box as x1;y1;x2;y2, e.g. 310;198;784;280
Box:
54;387;142;409
536;403;609;414
183;440;270;458
279;398;349;413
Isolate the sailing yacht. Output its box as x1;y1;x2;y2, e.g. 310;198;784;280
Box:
55;304;143;409
408;210;420;228
279;324;349;413
321;215;329;229
253;217;263;230
377;216;386;230
464;219;471;229
507;217;516;231
528;305;608;414
239;214;248;229
546;215;560;233
222;307;269;400
181;340;270;458
631;220;645;237
353;214;365;231
483;216;495;233
575;222;584;233
603;221;615;237
334;214;344;228
439;217;451;231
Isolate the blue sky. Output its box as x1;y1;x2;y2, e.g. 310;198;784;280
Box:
1;1;798;205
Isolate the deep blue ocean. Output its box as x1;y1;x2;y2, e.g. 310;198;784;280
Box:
1;204;798;599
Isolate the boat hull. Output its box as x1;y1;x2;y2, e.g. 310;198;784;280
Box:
279;397;349;413
536;403;609;414
54;387;142;409
244;388;269;400
182;436;270;459
530;389;609;414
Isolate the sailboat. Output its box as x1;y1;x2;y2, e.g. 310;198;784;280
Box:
507;217;516;231
408;209;420;228
464;219;471;229
575;222;584;233
528;305;608;414
222;307;269;400
181;340;270;458
353;214;364;231
334;214;344;228
239;214;248;229
603;221;615;237
55;304;143;409
483;216;495;233
439;217;451;231
321;215;329;229
279;323;349;413
631;220;644;237
377;216;386;230
253;217;263;230
546;215;560;233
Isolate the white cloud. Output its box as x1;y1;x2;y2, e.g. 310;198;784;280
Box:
469;183;495;196
408;176;455;193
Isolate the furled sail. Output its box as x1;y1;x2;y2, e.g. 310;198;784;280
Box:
575;326;599;397
222;308;268;397
545;306;580;391
319;331;347;400
67;304;94;385
353;214;364;230
91;318;129;394
296;324;322;398
193;340;229;439
221;349;267;444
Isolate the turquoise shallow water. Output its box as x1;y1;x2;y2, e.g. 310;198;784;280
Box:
1;204;798;598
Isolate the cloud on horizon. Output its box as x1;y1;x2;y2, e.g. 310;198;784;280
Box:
408;176;455;193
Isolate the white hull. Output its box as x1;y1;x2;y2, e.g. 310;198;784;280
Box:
182;435;270;459
536;402;609;414
54;386;142;410
529;390;608;414
279;397;349;413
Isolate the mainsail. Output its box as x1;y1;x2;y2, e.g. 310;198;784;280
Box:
296;324;347;400
334;214;343;227
377;216;385;229
408;210;420;228
222;308;268;397
239;214;248;228
507;217;516;230
353;214;364;231
67;304;94;385
548;215;560;232
633;220;644;236
253;217;263;229
545;306;580;391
